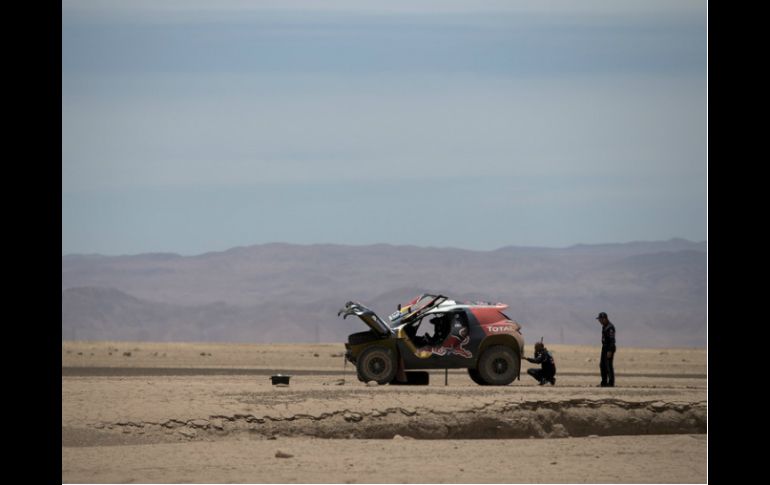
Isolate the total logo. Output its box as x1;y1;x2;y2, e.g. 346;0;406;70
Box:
487;325;513;333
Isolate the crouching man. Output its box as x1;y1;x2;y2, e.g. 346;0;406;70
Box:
523;341;556;385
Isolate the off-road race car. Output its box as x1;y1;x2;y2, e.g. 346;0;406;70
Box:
339;294;524;386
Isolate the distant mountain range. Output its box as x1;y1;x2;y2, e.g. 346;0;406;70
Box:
62;239;707;347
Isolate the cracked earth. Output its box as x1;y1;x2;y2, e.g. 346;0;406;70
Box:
62;342;707;483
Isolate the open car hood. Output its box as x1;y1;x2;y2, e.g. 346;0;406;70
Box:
337;301;393;336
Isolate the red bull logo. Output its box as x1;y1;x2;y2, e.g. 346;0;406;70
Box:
418;326;473;358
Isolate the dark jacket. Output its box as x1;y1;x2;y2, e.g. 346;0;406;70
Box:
526;349;556;378
602;322;616;350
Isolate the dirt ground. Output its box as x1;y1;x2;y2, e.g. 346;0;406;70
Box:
62;341;707;483
63;435;706;483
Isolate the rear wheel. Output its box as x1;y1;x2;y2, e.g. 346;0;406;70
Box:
467;368;488;385
356;346;397;384
477;345;518;385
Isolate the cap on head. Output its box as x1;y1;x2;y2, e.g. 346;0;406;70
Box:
596;312;608;320
534;342;544;351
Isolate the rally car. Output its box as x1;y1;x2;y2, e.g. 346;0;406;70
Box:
338;294;524;386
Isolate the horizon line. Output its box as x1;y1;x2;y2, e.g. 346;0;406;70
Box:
62;237;707;259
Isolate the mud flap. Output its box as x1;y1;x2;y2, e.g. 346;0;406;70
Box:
395;355;407;383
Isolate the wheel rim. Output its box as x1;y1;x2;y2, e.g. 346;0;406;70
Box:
368;356;387;376
492;357;509;375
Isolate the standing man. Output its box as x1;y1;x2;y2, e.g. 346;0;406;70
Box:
596;312;616;387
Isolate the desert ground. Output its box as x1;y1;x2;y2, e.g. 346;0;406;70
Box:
62;341;707;483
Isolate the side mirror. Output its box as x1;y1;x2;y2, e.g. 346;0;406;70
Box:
397;304;401;311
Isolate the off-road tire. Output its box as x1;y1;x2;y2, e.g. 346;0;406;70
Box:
467;367;489;385
356;346;397;384
477;345;519;385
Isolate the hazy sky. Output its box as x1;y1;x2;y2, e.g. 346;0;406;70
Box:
62;0;707;256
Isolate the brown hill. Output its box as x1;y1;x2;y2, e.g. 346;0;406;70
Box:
62;240;706;347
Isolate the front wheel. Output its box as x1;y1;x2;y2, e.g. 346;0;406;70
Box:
477;345;519;385
356;346;397;384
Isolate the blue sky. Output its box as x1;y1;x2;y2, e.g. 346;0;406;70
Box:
62;0;707;255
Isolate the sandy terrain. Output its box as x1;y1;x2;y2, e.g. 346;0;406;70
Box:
62;341;707;483
63;435;706;484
